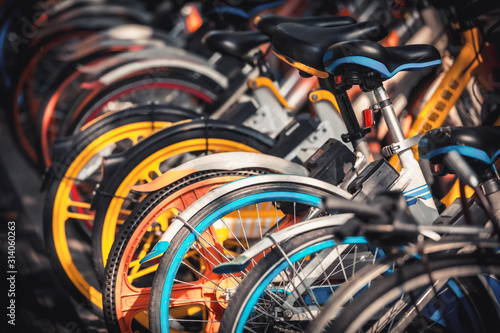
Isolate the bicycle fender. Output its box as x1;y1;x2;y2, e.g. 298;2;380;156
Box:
130;152;309;193
213;214;354;274
140;175;352;264
62;25;172;55
78;46;204;75
59;39;163;62
97;57;229;89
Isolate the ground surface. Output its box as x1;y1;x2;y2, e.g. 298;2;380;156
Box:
0;110;106;333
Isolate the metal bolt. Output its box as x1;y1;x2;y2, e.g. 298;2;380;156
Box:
284;310;293;318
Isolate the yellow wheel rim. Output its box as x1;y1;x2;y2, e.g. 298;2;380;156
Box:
52;121;171;308
99;139;260;278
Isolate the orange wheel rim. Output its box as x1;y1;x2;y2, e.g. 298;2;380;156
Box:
115;177;243;332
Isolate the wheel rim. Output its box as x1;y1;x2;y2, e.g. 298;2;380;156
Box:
50;121;171;308
234;240;377;333
112;176;248;333
13;33;90;163
40;67;87;166
83;81;214;123
100;139;261;271
343;267;500;333
159;191;324;333
237;240;338;333
66;78;216;135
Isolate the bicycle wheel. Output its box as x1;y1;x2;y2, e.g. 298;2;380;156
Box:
104;170;272;333
148;175;351;333
219;223;376;333
327;252;500;333
43;106;193;309
11;31;95;165
35;49;154;168
12;16;138;165
92;119;274;286
61;68;226;137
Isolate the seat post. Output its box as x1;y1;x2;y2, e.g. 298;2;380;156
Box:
371;85;417;170
372;86;406;143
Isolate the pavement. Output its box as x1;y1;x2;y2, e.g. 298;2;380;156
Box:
0;109;107;333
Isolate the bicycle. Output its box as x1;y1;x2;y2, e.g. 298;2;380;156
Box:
312;141;500;332
41;104;198;309
385;0;500;206
218;125;500;332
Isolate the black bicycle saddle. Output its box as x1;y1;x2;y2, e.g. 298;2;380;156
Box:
203;30;270;58
272;21;387;78
324;40;441;78
254;14;355;38
418;126;500;177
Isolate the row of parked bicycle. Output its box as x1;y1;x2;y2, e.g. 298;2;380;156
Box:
2;0;500;332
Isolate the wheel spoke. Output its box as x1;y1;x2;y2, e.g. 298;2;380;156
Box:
66;211;94;221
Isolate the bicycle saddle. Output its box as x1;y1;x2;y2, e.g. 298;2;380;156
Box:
324;40;441;78
254;14;355;38
272;21;387;78
203;31;270;58
418;126;500;175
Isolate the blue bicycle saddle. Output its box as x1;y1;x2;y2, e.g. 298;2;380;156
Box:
324;40;441;78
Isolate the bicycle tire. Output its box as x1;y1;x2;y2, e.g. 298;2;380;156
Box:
11;32;86;165
148;175;350;333
327;252;500;333
61;69;225;137
104;170;272;333
91;119;274;285
35;48;161;168
219;223;374;333
11;17;138;165
43;106;193;310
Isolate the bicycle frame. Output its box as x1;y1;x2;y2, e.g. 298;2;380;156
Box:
371;86;439;224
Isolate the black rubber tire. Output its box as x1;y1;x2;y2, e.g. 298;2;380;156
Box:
219;225;340;333
61;70;226;137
